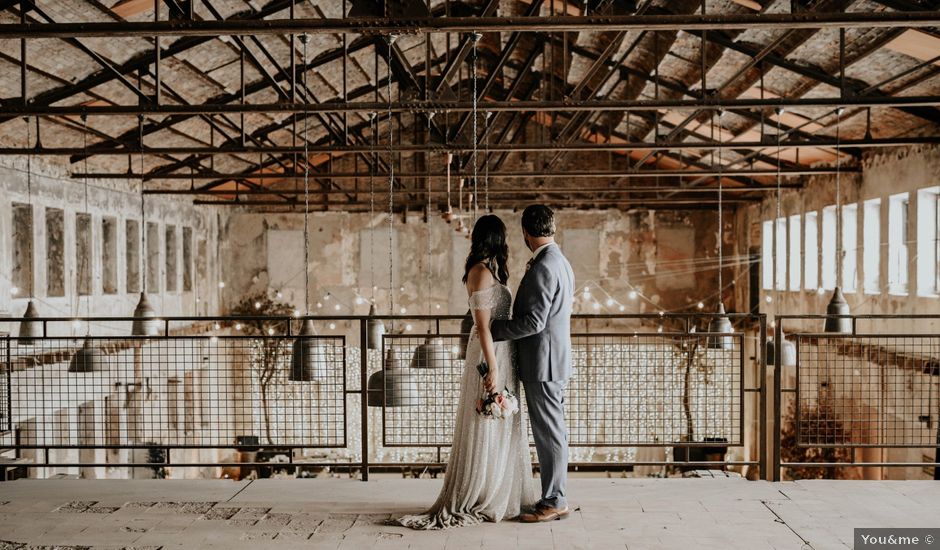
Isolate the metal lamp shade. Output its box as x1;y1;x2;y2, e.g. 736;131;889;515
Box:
411;332;448;369
290;319;330;382
366;304;385;350
367;347;420;407
131;292;159;336
706;303;734;350
17;300;42;345
68;338;108;373
823;286;852;334
766;332;797;367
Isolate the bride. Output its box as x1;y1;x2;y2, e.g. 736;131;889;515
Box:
396;214;539;530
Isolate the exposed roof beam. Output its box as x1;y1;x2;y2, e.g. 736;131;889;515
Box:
3;11;939;38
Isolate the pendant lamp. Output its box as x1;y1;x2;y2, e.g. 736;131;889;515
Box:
367;303;385;350
18;118;40;345
367;346;420;407
707;303;734;350
290;319;330;382
411;330;447;369
68;338;108;373
767;330;797;367
131;115;158;336
288;33;320;381
824;108;852;334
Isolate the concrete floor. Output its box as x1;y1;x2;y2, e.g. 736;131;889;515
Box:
0;477;936;549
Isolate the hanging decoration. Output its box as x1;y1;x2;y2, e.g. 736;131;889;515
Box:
707;109;733;350
18;116;41;344
70;115;108;373
290;33;329;382
824;107;852;334
131;115;159;336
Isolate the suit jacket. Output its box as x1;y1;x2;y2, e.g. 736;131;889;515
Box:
491;243;575;382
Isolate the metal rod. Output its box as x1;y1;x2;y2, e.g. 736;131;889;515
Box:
79;167;851;180
1;11;938;38
143;184;802;196
4;136;934;156
3;95;939;116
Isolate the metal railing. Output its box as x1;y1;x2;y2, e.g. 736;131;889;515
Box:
773;315;940;481
1;312;766;479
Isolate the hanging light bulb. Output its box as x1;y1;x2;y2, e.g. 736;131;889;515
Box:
411;329;448;369
131;292;159;336
367;346;420;407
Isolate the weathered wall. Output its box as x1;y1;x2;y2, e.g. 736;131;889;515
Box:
0;157;224;334
734;144;940;333
220;208;725;318
736;145;940;480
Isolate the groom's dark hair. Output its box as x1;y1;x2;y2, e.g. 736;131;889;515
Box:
521;204;555;237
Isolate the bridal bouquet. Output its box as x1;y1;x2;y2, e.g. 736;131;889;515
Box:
476;388;520;419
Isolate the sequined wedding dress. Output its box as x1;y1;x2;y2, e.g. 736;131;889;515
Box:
396;283;539;530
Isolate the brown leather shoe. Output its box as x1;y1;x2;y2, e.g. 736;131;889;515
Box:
520;506;569;523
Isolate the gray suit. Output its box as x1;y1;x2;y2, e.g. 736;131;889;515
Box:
491;243;574;510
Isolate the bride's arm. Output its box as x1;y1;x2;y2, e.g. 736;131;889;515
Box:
466;265;499;393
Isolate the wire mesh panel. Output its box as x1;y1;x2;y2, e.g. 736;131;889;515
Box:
568;333;743;447
7;334;346;451
795;334;940;448
379;333;464;447
379;330;744;448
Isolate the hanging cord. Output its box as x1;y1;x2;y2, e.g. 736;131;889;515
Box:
25;116;33;299
139;115;147;294
387;35;397;322
301;33;311;315
484;111;490;212
834;107;844;287
369;111;377;304
716;109;723;306
775;107;784;293
471;32;481;221
82;115;91;331
427;113;433;316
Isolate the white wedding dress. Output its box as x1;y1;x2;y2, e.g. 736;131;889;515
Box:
396;283;539;530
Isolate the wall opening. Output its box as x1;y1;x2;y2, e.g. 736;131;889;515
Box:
101;217;118;294
788;214;801;291
761;220;773;291
182;226;193;292
863;199;881;295
11;203;33;297
804;211;818;290
45;208;65;297
146;222;160;293
126;219;140;294
888;192;909;296
775;217;786;291
841;203;858;293
76;213;92;296
916;187;939;297
165;225;178;293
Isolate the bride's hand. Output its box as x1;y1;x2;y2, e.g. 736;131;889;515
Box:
483;366;498;394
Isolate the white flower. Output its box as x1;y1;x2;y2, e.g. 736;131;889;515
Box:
489;402;501;417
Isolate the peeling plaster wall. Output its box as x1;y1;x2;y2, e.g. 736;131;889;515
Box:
220;208;723;319
0;157;224;333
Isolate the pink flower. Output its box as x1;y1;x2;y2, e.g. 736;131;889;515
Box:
495;393;511;410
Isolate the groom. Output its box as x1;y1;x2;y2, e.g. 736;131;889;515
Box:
491;205;575;523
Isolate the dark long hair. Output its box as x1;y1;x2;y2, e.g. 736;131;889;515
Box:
462;215;509;285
